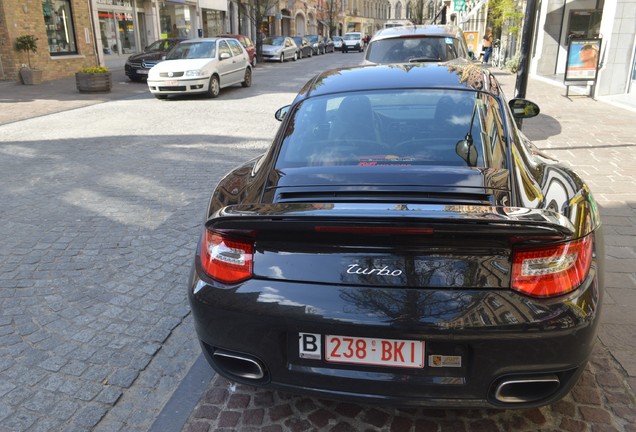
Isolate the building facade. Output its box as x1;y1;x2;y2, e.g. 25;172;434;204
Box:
10;0;632;101
531;0;636;99
0;0;99;81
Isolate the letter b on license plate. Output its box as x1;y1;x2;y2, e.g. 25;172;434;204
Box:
298;333;322;360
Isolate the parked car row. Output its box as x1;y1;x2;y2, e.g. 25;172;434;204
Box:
262;35;336;62
127;33;341;100
126;34;340;91
127;25;475;100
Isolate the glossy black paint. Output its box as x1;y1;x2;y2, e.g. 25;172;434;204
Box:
124;38;185;81
189;62;604;408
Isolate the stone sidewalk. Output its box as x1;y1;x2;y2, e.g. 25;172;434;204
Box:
0;68;146;125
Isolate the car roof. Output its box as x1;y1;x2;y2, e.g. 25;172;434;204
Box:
294;61;501;101
371;24;465;41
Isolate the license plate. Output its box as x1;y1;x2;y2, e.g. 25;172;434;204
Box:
164;80;178;86
326;335;424;368
137;69;148;75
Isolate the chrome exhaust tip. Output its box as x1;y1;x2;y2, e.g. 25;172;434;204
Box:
212;350;266;380
494;375;560;403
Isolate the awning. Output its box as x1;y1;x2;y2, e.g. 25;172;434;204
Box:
460;0;486;23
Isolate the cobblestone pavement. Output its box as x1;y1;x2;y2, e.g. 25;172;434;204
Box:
1;56;635;431
0;66;293;430
181;71;636;431
184;345;634;432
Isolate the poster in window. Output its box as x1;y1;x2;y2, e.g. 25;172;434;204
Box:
565;38;601;82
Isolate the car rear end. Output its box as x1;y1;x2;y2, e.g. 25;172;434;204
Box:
189;74;603;408
189;200;602;408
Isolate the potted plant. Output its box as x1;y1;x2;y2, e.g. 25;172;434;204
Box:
75;66;112;92
15;35;43;85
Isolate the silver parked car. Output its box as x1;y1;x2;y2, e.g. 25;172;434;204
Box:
147;37;252;99
363;25;473;65
261;36;298;62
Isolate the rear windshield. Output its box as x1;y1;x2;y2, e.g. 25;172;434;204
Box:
366;37;465;63
275;89;507;170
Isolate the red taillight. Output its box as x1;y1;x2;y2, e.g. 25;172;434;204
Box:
511;235;593;298
199;230;254;284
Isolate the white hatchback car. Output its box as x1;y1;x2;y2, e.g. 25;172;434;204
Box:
147;37;252;99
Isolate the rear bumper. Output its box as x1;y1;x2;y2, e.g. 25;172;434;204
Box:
189;262;602;408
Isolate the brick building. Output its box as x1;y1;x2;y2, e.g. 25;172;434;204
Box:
0;0;98;82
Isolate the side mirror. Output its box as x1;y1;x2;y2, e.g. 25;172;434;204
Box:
509;99;540;119
275;105;290;121
220;52;231;60
456;138;478;167
468;51;476;60
161;55;166;60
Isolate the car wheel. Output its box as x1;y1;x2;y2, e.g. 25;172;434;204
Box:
207;75;220;98
309;50;313;58
154;94;167;100
241;68;252;88
280;53;285;63
298;51;303;59
293;52;298;61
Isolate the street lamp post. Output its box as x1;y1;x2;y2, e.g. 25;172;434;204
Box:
514;0;539;129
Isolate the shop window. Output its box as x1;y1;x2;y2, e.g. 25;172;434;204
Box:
41;0;78;55
202;10;224;37
567;10;602;39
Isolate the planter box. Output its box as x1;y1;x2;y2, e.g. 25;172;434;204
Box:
75;72;112;92
19;68;43;85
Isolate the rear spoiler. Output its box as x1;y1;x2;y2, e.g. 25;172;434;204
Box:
207;203;575;238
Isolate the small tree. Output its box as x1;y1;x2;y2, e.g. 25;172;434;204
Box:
488;0;523;40
240;0;279;63
325;0;343;37
15;35;38;69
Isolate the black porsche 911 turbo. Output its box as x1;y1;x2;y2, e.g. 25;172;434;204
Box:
188;60;604;409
